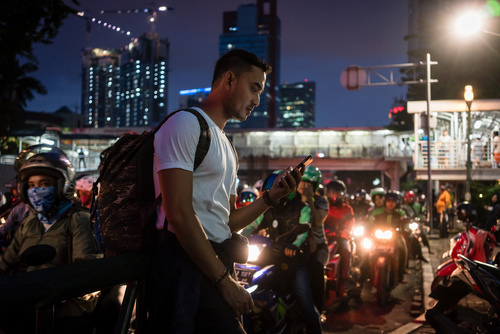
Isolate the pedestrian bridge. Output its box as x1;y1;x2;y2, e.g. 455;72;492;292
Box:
3;98;500;194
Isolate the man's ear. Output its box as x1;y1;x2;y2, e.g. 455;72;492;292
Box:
225;71;236;90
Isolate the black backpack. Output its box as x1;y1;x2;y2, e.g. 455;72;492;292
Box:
91;109;211;257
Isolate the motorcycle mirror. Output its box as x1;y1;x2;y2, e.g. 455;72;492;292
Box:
20;244;57;266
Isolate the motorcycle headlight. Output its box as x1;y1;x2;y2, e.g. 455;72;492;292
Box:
409;222;418;231
375;229;393;240
362;237;373;249
353;226;364;237
247;245;261;262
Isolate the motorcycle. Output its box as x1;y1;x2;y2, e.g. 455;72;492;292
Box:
359;225;402;306
425;253;500;333
235;224;310;334
431;224;497;292
323;226;362;307
408;217;431;252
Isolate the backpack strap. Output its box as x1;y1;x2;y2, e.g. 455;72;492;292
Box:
225;134;239;169
152;108;211;209
154;108;211;171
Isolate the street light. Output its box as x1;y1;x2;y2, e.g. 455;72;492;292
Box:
455;11;484;37
464;85;474;196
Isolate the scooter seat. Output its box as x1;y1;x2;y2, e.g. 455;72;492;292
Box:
477;261;500;280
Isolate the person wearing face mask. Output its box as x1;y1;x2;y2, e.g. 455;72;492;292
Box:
0;146;100;334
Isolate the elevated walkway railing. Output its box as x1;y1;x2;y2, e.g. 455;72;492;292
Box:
415;140;495;169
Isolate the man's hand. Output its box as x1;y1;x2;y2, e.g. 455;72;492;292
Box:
268;167;302;203
217;275;254;317
284;246;298;257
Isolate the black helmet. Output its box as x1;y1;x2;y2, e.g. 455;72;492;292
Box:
15;144;68;173
385;190;401;203
327;179;346;194
455;202;476;223
17;146;76;205
354;188;367;200
327;179;346;206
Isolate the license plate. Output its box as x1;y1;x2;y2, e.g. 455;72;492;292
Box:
235;267;256;286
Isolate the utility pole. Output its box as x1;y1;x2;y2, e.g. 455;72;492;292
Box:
341;54;438;232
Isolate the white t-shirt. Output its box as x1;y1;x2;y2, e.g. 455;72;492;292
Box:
153;108;237;243
494;136;500;154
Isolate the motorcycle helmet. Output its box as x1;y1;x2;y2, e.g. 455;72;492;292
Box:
18;147;76;206
354;188;367;201
326;179;346;206
238;187;259;207
253;179;264;192
403;190;415;202
455;202;477;224
302;165;322;192
262;170;295;202
262;170;281;191
370;187;386;200
75;174;96;193
385;190;401;203
15;144;68;173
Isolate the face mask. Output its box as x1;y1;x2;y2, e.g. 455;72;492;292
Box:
27;186;57;214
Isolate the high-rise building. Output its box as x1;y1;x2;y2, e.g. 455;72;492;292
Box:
278;81;315;128
219;0;280;129
81;33;169;128
81;48;121;128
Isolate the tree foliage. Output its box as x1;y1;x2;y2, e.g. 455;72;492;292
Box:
0;0;78;135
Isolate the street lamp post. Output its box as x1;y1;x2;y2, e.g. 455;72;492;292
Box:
464;85;474;196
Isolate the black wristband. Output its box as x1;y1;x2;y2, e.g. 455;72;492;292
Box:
263;189;280;208
213;267;229;285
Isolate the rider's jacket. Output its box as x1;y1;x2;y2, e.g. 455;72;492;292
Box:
368;207;407;230
324;201;354;235
242;194;311;250
401;202;423;220
351;201;371;220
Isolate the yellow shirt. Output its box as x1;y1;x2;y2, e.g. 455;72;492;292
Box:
436;191;450;214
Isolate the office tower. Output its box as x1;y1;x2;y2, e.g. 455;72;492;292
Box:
81;48;121;128
219;0;280;129
278;81;315;128
81;33;169;128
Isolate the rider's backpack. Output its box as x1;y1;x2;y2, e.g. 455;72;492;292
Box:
91;108;211;257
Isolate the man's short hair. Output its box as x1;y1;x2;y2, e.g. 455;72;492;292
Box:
212;49;272;87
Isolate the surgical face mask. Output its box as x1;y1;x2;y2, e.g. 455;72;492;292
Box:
27;186;57;214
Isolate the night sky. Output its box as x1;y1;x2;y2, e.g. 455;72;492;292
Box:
26;0;409;128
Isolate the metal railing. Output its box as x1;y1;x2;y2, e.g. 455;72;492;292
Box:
235;144;397;159
415;140;495;169
0;252;150;333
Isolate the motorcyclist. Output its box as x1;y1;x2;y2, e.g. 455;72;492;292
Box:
324;179;355;297
296;165;329;314
236;187;259;208
0;145;100;334
402;190;432;254
368;190;411;283
368;187;386;215
242;171;322;333
351;188;371;221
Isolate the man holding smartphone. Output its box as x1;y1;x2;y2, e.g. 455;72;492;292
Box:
148;49;303;333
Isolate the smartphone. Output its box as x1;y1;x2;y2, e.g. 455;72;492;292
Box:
296;155;313;172
279;155;314;188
